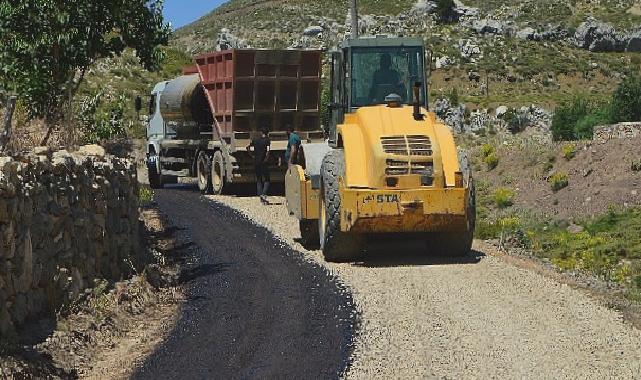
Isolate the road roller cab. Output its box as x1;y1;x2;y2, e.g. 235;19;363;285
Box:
285;37;475;262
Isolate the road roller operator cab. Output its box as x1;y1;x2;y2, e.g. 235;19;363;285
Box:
327;37;428;145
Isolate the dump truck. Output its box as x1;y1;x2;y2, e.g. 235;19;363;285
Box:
285;36;476;262
143;49;324;193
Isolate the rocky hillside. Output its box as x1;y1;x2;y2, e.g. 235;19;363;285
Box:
173;0;641;111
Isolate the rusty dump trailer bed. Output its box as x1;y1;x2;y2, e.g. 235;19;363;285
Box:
192;49;324;142
147;48;325;191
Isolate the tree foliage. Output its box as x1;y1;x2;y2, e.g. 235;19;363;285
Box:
435;0;458;24
551;97;611;141
610;74;641;123
78;91;128;144
0;0;171;124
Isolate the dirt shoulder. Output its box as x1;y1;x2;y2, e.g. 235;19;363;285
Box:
472;134;641;220
0;203;186;379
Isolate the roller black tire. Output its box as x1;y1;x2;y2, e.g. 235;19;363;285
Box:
211;151;225;195
319;150;362;262
299;219;320;248
197;151;213;194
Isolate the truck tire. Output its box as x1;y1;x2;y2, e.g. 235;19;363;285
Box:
319;149;362;262
197;151;213;194
211;151;225;195
148;152;161;189
299;219;320;248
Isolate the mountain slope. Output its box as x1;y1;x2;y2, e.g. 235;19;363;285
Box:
171;0;641;109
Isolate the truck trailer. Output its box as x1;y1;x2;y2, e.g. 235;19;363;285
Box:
144;49;325;193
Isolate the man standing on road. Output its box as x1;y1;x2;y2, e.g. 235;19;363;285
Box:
247;127;271;204
285;125;302;168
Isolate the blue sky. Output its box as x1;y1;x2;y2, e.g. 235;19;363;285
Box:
163;0;226;29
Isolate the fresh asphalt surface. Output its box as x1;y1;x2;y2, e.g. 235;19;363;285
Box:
131;186;356;380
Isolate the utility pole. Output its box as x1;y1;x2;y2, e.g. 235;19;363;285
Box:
350;0;359;39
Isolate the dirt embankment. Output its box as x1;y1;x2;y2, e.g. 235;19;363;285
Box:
475;135;641;220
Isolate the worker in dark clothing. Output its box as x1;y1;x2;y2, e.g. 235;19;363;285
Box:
369;53;404;103
246;127;271;204
285;125;302;168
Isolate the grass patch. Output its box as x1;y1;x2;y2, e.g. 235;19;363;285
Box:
139;185;154;204
532;208;641;287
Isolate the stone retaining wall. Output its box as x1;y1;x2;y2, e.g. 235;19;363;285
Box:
0;145;143;337
593;122;641;143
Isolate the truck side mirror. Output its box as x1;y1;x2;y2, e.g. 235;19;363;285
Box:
135;96;142;113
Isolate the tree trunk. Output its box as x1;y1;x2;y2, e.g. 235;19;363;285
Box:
1;96;17;153
41;116;55;146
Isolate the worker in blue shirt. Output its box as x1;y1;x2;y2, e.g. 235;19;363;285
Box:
285;125;302;167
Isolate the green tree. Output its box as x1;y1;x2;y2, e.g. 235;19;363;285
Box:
0;0;171;144
435;0;458;24
551;97;590;140
611;74;641;123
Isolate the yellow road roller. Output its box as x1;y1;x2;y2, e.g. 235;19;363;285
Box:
286;37;475;262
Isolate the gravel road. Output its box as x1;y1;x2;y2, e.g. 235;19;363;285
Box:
131;187;356;379
207;192;641;379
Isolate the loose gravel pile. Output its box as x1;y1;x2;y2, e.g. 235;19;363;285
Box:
207;194;641;379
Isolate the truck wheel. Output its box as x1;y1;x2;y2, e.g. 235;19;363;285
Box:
299;219;320;248
197;151;213;194
319;150;362;262
211;151;225;195
148;153;162;189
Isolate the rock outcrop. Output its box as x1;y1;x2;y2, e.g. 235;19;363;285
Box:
574;19;626;52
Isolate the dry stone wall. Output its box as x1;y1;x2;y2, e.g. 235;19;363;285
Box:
593;122;641;143
0;145;143;337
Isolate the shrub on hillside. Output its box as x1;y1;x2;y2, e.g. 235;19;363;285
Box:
562;143;576;160
484;153;499;170
480;143;495;158
480;143;499;170
549;172;569;192
632;160;641;172
493;188;515;208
